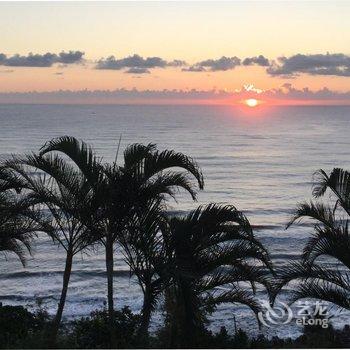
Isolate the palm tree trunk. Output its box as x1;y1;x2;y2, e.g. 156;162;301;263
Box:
164;288;178;348
138;288;153;340
179;280;198;347
105;238;116;347
49;247;73;346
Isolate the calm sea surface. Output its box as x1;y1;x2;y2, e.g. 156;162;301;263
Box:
0;104;349;338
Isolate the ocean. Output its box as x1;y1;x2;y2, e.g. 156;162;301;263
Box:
0;104;349;338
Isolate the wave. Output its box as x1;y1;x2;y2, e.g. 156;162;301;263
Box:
252;224;282;230
0;268;132;280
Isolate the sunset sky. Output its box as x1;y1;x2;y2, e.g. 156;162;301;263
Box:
1;1;350;104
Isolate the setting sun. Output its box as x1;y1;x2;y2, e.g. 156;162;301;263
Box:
245;98;258;107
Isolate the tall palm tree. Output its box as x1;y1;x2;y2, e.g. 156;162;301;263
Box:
119;198;170;339
163;203;273;347
2;152;98;343
38;137;204;343
275;168;350;310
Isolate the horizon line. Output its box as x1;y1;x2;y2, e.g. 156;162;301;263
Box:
1;102;350;107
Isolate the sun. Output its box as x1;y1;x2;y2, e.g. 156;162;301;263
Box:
245;98;258;107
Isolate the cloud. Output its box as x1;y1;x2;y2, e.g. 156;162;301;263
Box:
182;65;206;72
168;59;187;67
96;54;184;72
185;56;241;72
58;51;84;64
125;67;150;74
0;51;84;67
242;55;269;66
0;53;57;67
96;55;166;69
266;83;350;100
184;55;269;71
2;51;350;79
267;53;350;77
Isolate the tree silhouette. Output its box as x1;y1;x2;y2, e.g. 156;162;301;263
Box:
38;136;204;345
276;168;350;310
163;203;272;347
2;152;98;344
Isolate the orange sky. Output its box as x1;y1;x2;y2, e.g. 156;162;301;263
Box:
0;2;350;104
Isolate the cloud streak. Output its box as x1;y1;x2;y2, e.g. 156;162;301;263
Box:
0;51;84;67
1;85;350;105
125;67;150;74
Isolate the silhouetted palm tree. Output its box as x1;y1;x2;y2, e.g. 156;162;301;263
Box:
106;143;204;336
276;168;350;310
38;137;204;344
119;198;170;339
163;203;273;347
2;152;98;343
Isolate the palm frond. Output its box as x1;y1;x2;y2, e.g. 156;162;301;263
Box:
141;172;199;201
143;149;204;190
205;287;262;325
303;223;350;268
39;135;103;185
123;143;156;170
287;201;335;229
291;279;350;310
313;168;350;215
273;261;350;302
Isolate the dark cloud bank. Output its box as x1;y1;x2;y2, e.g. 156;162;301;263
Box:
183;56;241;72
0;51;84;67
1;85;349;104
94;53;350;76
268;53;350;77
182;55;269;72
183;53;350;76
96;54;186;73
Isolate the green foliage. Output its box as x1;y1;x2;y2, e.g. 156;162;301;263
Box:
71;306;141;349
0;304;49;349
2;303;350;348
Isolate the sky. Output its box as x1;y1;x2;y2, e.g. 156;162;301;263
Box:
0;1;350;104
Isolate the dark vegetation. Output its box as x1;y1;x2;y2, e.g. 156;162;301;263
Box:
2;303;350;349
1;136;350;348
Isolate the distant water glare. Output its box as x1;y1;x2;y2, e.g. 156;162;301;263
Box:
1;104;350;338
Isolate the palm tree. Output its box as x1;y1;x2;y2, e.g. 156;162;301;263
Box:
38;137;204;343
119;198;170;340
2;152;98;343
163;203;273;347
275;168;350;311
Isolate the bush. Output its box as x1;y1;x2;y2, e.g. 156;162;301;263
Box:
2;302;350;348
71;306;141;348
0;304;49;349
